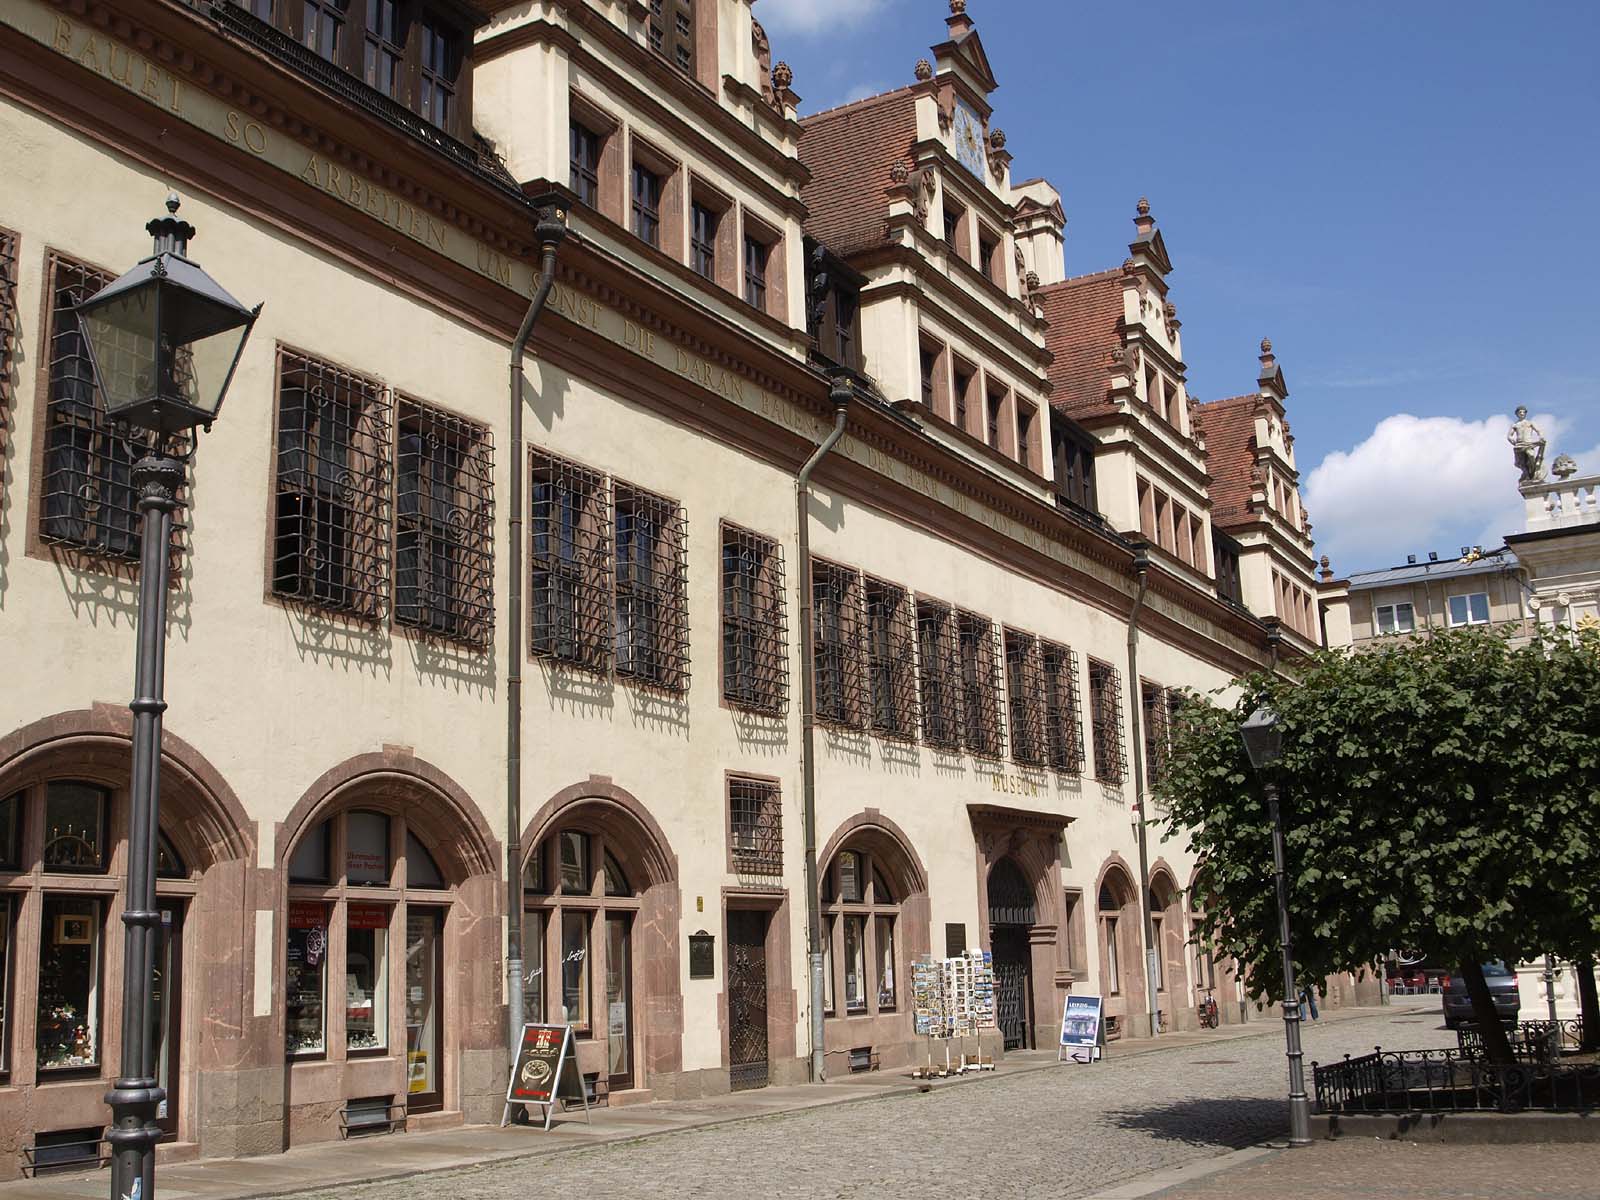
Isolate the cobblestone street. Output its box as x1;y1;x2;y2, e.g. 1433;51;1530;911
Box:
287;1006;1457;1200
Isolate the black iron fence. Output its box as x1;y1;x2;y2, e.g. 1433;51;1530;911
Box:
1313;1046;1600;1114
1456;1019;1584;1063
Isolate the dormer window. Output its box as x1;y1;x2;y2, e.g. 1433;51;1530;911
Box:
363;0;404;97
303;0;346;62
418;15;458;131
648;0;695;76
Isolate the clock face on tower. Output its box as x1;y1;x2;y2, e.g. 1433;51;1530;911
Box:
951;101;987;181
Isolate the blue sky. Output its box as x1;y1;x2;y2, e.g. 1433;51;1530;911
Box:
761;0;1600;572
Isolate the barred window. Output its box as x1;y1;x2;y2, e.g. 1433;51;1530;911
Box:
958;610;1004;758
530;450;611;671
40;254;190;565
614;481;689;691
865;577;918;740
1088;658;1126;783
394;401;494;647
721;524;788;714
1041;640;1084;775
812;559;865;729
729;776;781;877
272;350;391;619
1004;630;1044;767
1141;681;1181;795
0;227;17;460
916;599;961;749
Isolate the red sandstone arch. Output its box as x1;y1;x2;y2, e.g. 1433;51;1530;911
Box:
279;749;498;884
0;704;253;868
817;809;928;900
520;775;678;887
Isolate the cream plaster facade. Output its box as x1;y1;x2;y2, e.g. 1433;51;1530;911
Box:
0;0;1337;1176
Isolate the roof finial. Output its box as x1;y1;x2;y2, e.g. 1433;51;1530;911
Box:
772;61;793;91
1260;337;1273;354
950;0;967;13
915;58;934;81
1136;196;1150;216
166;190;181;215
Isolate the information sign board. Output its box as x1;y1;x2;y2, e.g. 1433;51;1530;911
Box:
502;1023;590;1130
1058;994;1105;1064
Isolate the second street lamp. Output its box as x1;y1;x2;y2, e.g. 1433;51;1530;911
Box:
78;192;260;1200
1239;703;1313;1147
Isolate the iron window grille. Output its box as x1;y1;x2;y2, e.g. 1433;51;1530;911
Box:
272;349;392;618
1141;680;1170;792
632;165;662;248
1041;640;1084;775
418;16;457;132
916;599;962;750
1004;630;1045;767
362;0;403;98
394;400;494;647
530;449;612;671
1088;658;1127;783
728;776;782;876
812;559;866;729
958;610;1004;758
721;523;788;715
743;236;768;310
865;577;918;740
0;227;16;460
614;481;690;691
231;0;276;19
690;202;718;280
569;123;601;208
40;254;191;567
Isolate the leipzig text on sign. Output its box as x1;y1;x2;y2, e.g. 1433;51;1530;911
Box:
502;1024;590;1131
1058;994;1105;1064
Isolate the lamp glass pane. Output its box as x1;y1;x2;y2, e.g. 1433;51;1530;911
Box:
80;285;159;416
173;319;249;418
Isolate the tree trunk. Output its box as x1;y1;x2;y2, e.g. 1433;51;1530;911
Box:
1578;957;1600;1052
1461;959;1515;1065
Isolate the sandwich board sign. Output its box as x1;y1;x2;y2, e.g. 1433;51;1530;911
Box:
501;1023;590;1130
1058;994;1105;1064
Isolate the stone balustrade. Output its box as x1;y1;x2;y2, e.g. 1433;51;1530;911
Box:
1522;473;1600;531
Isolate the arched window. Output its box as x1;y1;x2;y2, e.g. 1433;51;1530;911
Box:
283;807;452;1110
1097;868;1133;997
820;847;901;1017
522;826;641;1090
0;781;195;1084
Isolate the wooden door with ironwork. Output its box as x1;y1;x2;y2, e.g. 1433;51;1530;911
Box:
727;909;769;1091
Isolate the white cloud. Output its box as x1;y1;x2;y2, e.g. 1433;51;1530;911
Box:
759;0;890;36
1303;412;1568;574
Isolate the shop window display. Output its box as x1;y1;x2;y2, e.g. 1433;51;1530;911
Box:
286;902;329;1055
346;905;388;1052
820;841;904;1024
42;782;106;872
37;896;102;1071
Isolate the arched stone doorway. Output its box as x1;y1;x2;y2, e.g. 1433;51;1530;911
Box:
277;751;499;1142
987;858;1035;1050
521;778;681;1100
0;708;254;1174
816;811;930;1073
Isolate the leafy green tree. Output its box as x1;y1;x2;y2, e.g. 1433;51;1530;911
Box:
1159;627;1600;1065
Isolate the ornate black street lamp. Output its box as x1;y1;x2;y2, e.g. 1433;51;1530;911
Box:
77;193;259;1200
1239;703;1313;1147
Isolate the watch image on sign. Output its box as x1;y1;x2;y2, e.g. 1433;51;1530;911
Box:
502;1023;591;1131
1059;994;1104;1064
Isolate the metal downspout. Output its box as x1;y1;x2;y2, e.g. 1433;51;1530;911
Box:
1125;546;1161;1037
799;372;854;1083
507;200;570;1071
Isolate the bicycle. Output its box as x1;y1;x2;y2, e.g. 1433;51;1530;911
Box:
1199;991;1220;1029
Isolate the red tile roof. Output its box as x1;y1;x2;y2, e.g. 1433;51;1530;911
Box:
799;87;920;256
1195;394;1261;527
1035;269;1126;418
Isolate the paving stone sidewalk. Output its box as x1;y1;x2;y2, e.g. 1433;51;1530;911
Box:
0;1000;1451;1200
